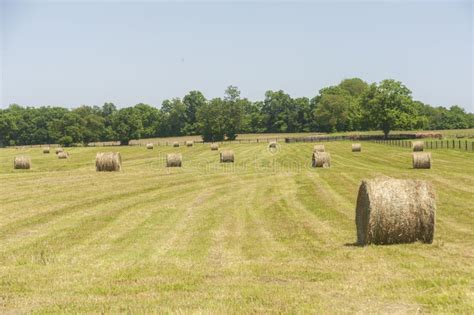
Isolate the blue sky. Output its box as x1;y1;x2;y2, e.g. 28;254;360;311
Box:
0;0;472;112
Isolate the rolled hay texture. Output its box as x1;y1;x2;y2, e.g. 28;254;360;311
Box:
173;142;180;147
352;143;362;152
220;150;234;163
186;141;194;147
312;152;331;168
355;177;436;245
57;151;69;159
55;148;64;154
313;144;325;152
166;153;182;167
95;152;122;172
412;152;431;169
43;148;50;154
146;143;154;150
210;143;219;150
412;141;424;152
14;156;31;169
268;141;277;148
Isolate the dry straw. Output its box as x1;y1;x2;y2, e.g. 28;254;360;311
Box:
57;151;69;159
210;143;219;150
166;153;182;167
14;156;31;169
95;152;122;172
55;148;64;154
268;141;277;148
412;141;424;152
312;152;331;168
43;148;50;154
146;143;154;149
355;177;436;245
352;143;362;152
220;150;234;163
173;142;180;147
186;141;194;147
412;152;431;169
313;144;325;152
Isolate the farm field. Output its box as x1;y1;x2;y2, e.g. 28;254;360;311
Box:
128;128;474;145
0;141;473;313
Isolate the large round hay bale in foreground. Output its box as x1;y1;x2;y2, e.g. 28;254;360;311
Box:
220;150;234;163
55;148;64;154
166;153;182;167
146;143;154;149
14;156;31;169
43;148;50;154
210;143;219;150
313;144;325;152
412;152;431;169
355;177;436;245
95;152;122;172
412;141;424;152
312;152;331;168
186;141;194;147
352;143;362;152
57;151;69;159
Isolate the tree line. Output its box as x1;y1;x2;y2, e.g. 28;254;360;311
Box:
0;78;472;147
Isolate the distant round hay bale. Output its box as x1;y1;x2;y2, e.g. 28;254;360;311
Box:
220;150;234;163
55;148;64;154
14;156;31;169
313;144;325;152
186;141;194;147
43;148;50;154
95;152;122;172
173;142;180;147
412;141;424;152
57;151;69;159
312;152;331;168
355;177;436;245
146;143;154;149
210;143;219;150
352;143;362;152
268;141;277;148
166;153;182;167
412;152;431;169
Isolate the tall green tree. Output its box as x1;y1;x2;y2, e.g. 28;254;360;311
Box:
360;79;418;138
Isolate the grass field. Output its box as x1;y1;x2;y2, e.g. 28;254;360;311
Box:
0;141;473;313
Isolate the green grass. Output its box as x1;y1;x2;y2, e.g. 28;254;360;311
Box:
0;141;473;313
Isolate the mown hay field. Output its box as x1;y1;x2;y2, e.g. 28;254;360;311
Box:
0;141;472;313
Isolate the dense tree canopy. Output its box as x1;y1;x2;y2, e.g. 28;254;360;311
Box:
0;78;472;146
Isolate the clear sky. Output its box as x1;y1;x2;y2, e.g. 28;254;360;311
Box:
0;0;472;112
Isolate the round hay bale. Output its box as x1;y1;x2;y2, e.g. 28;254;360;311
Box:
95;152;122;172
412;141;424;152
210;143;219;150
268;141;277;148
412;152;431;169
186;141;194;147
355;177;436;245
43;148;50;154
14;156;31;169
313;144;325;152
352;143;362;152
55;148;64;154
146;143;154;150
173;142;180;148
312;152;331;168
220;150;234;163
57;151;69;159
166;153;182;167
